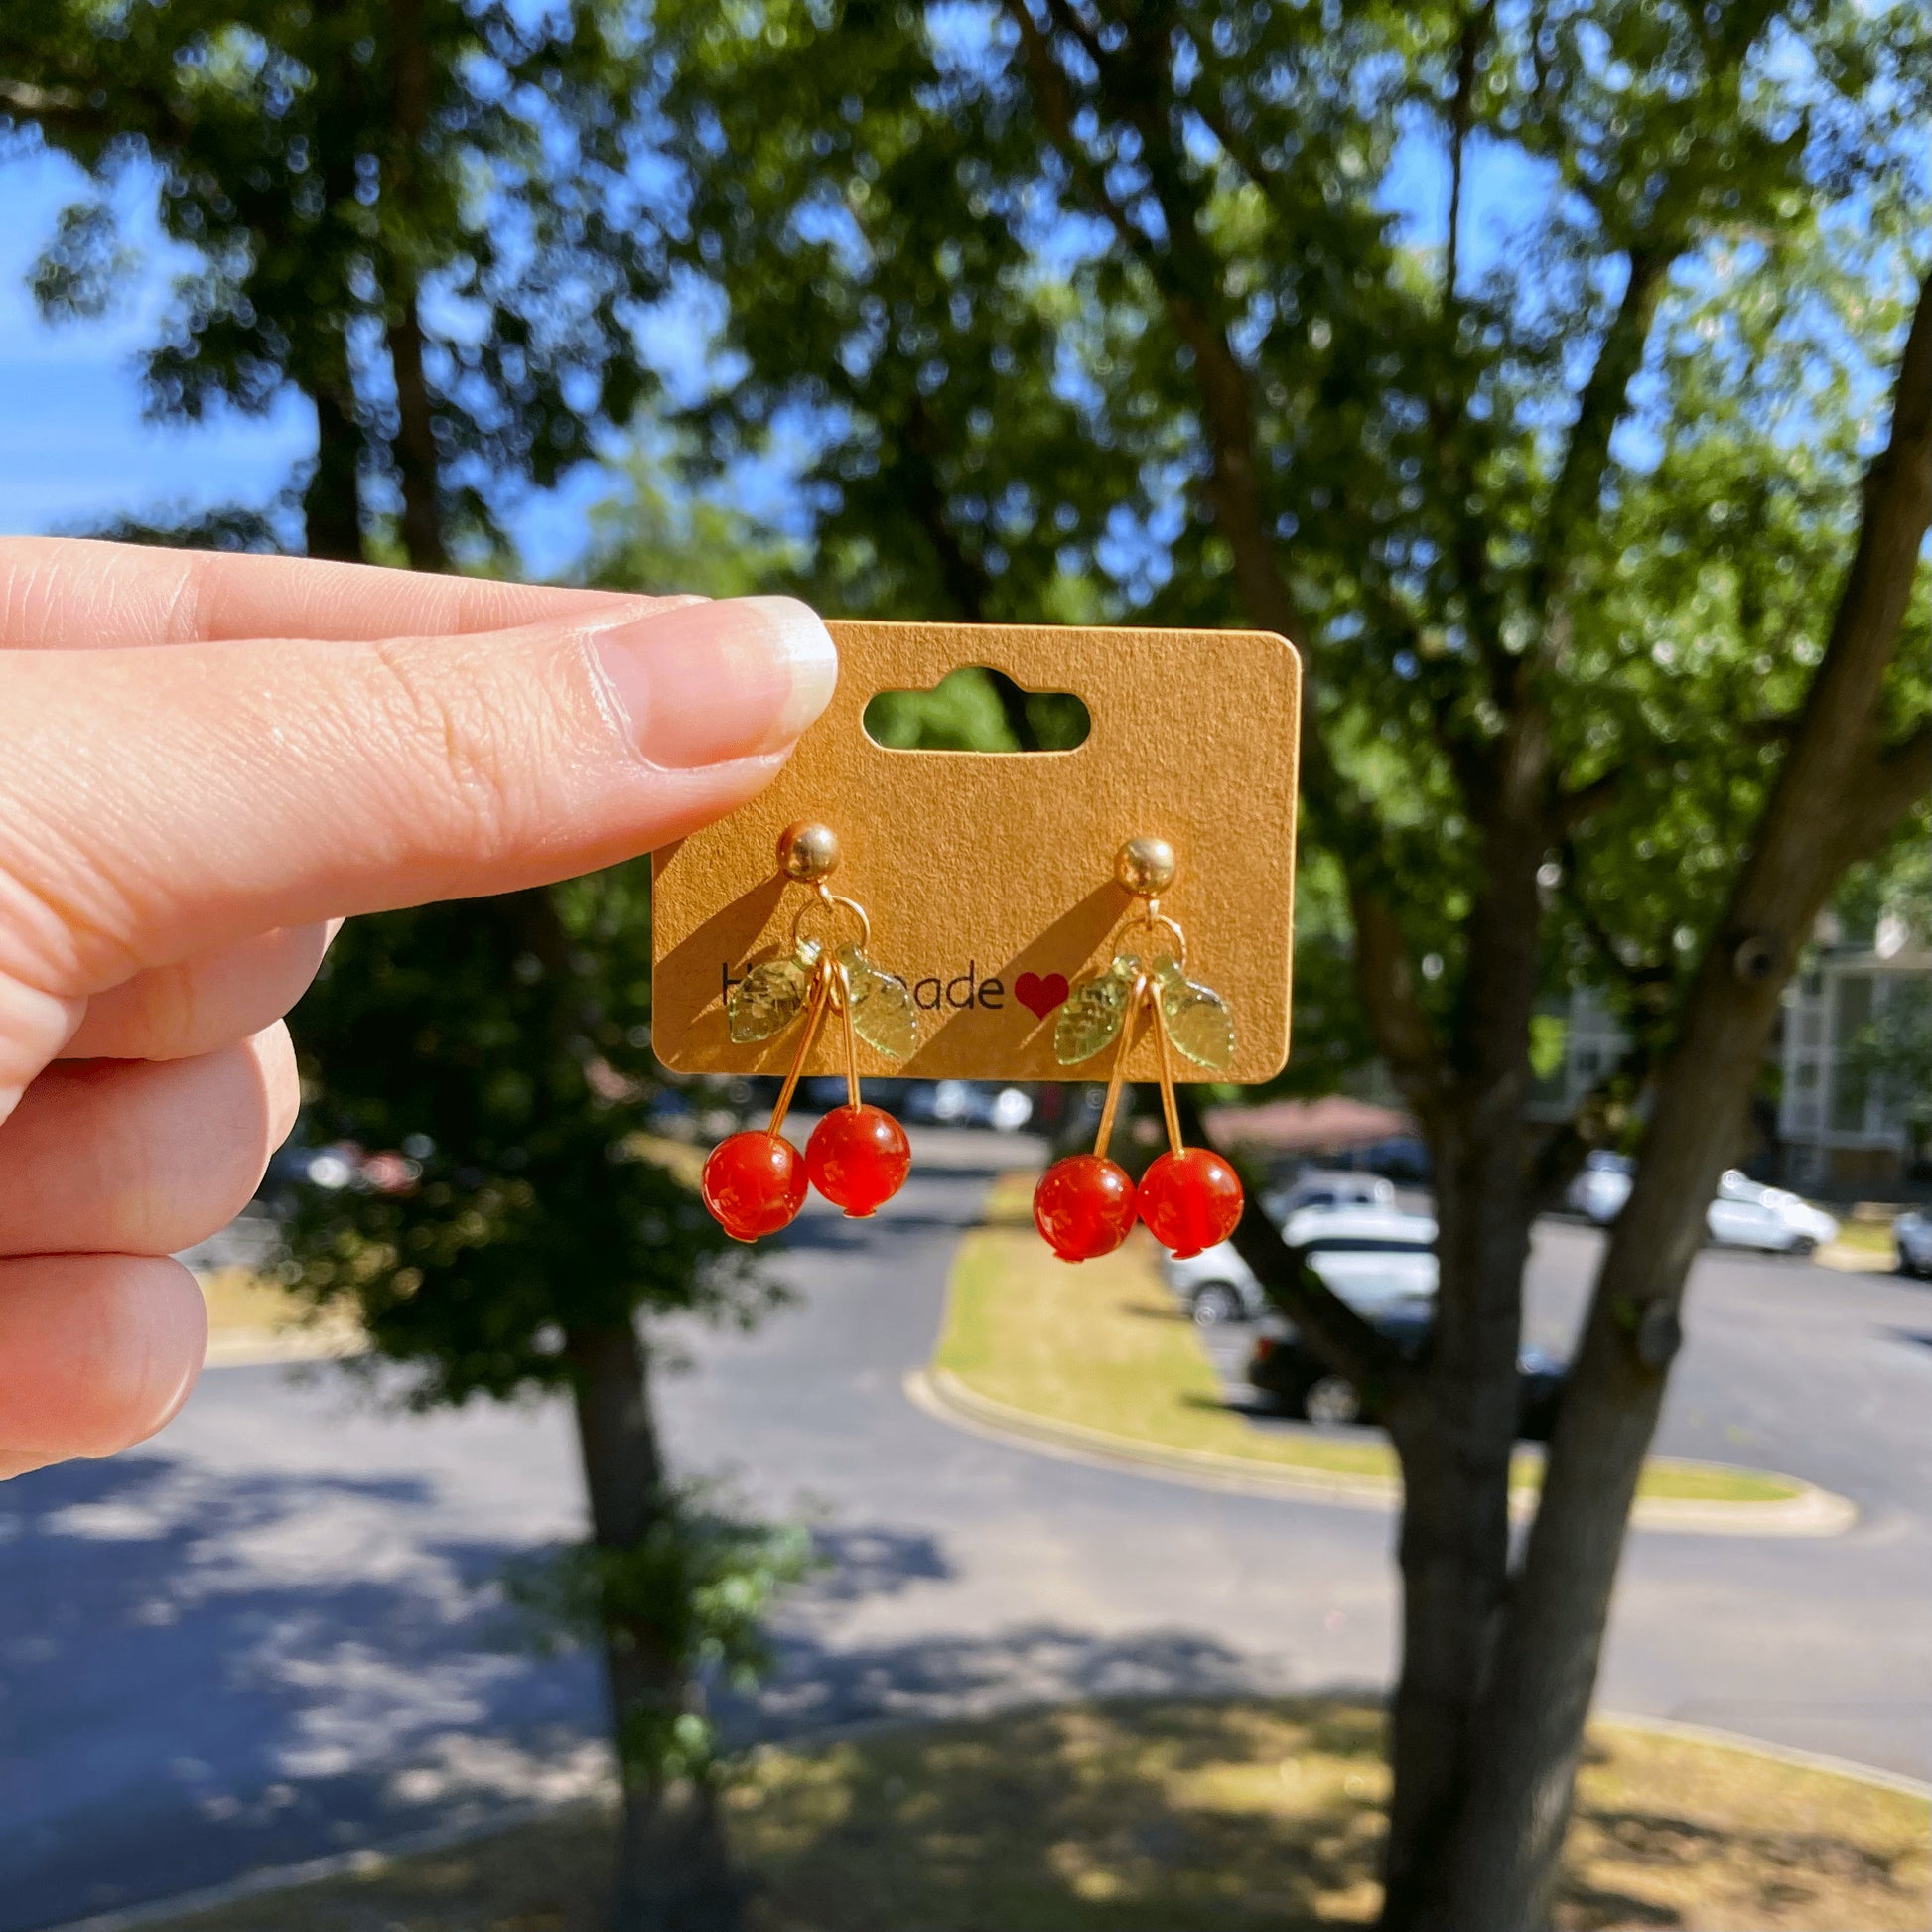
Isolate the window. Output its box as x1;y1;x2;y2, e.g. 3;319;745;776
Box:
1831;975;1875;1133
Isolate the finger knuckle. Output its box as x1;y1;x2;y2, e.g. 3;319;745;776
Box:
361;638;536;863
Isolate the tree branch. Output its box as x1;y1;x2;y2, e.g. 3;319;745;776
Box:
1006;0;1450;1102
901;391;993;621
1523;243;1675;617
1178;1090;1413;1392
1848;719;1932;864
1444;2;1496;310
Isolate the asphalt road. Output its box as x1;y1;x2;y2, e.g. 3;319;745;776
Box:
2;1136;1927;1929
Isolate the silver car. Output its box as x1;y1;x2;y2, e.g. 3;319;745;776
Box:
1896;1209;1932;1279
1567;1158;1839;1256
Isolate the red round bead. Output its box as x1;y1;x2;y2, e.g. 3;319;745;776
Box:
702;1130;808;1242
806;1104;911;1217
1034;1154;1138;1262
1138;1148;1244;1259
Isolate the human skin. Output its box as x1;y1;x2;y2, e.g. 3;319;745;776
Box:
0;537;838;1479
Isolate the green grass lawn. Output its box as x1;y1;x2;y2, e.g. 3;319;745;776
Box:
932;1175;1805;1507
1820;1218;1902;1273
145;1697;1930;1932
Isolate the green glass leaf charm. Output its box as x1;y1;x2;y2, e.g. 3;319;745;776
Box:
726;940;818;1043
840;944;919;1060
1153;954;1235;1071
1054;954;1142;1066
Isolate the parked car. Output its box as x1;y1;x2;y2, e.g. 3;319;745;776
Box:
1895;1208;1932;1279
1247;1304;1566;1440
258;1139;421;1210
263;1141;362;1195
1261;1171;1395;1219
1361;1135;1434;1185
1166;1204;1438;1326
1707;1172;1839;1255
1566;1157;1839;1256
897;1081;1034;1131
1565;1150;1635;1225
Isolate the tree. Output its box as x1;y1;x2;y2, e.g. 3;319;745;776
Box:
1;0;660;567
4;13;809;1926
284;870;805;1931
647;2;1931;1923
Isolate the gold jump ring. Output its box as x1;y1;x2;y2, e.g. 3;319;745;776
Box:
1117;908;1186;969
791;886;872;955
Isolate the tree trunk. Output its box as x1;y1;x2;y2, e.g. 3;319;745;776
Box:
1378;794;1546;1928
304;333;365;562
387;292;449;573
1424;272;1932;1931
1377;1177;1529;1926
382;0;449;574
566;1321;743;1932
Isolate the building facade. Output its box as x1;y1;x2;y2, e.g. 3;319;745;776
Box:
1779;931;1929;1193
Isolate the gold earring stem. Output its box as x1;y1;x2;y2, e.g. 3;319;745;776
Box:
1149;982;1186;1158
1091;970;1150;1162
766;964;834;1139
835;960;863;1111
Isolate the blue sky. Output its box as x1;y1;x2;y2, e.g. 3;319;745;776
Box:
0;152;314;539
0;148;612;574
0;107;1574;581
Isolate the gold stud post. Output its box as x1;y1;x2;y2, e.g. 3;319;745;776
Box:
779;820;841;884
1116;835;1176;897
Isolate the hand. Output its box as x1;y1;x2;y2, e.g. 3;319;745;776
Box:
0;538;837;1478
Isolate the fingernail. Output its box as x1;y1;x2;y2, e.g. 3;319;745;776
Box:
587;597;837;770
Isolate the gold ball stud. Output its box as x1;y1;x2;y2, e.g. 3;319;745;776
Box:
1116;835;1177;897
778;820;841;884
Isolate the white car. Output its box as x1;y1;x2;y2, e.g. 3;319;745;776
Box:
1568;1159;1839;1257
1167;1204;1438;1325
1707;1172;1839;1254
1566;1151;1635;1225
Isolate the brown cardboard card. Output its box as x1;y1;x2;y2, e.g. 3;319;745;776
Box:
650;621;1299;1083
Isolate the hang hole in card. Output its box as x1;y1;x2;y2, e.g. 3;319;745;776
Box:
650;621;1301;1085
862;665;1092;753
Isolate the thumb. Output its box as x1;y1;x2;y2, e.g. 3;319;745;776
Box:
0;593;835;1000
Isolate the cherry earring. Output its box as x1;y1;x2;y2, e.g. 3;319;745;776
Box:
1034;836;1244;1262
702;821;918;1240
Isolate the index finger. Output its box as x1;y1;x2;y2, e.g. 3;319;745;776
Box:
0;537;688;651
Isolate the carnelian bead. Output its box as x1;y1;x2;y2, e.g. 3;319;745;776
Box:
702;1131;808;1241
806;1104;911;1217
1034;1154;1138;1262
1138;1148;1244;1259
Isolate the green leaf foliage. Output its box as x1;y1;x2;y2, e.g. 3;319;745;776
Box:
281;866;777;1408
639;0;1929;1105
505;1486;820;1781
2;0;669;556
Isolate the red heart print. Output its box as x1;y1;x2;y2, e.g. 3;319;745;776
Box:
1015;971;1070;1021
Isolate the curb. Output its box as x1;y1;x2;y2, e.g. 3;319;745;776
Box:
906;1369;1857;1538
1596;1713;1932;1801
36;1801;586;1932
907;1366;1402;1507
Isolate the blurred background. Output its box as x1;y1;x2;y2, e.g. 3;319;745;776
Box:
1;3;1928;1929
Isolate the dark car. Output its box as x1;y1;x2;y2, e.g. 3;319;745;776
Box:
1247;1306;1566;1442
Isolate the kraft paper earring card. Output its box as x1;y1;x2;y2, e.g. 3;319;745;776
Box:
650;621;1300;1084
